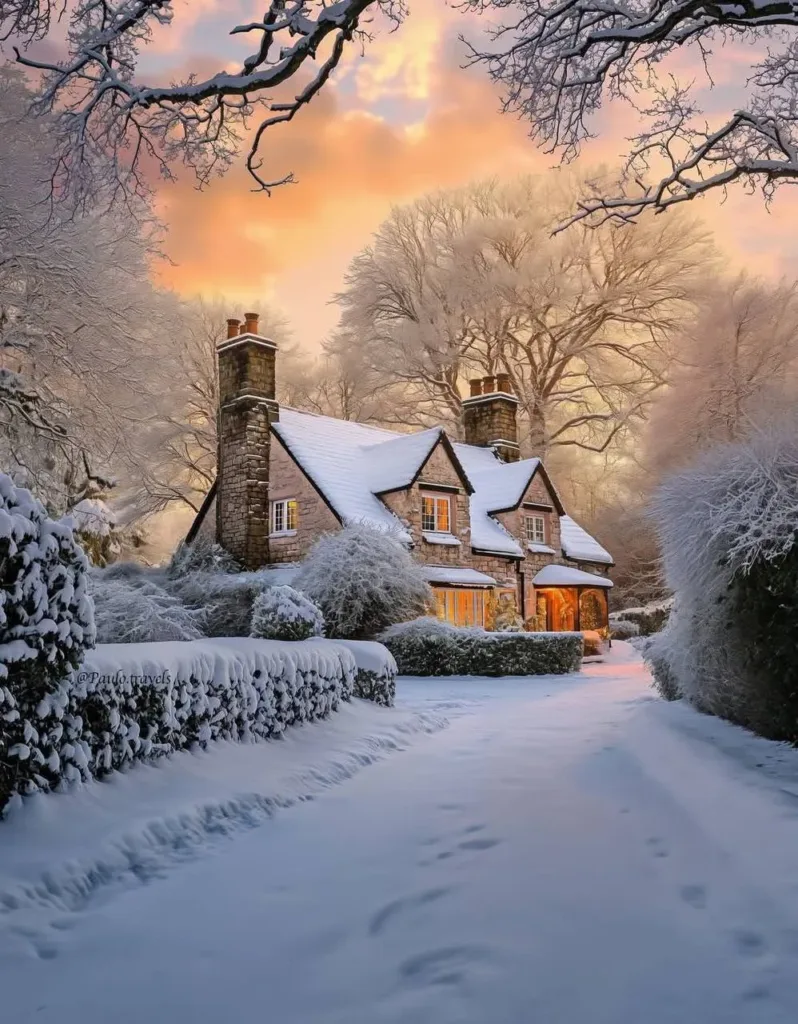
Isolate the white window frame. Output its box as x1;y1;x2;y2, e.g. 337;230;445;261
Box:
525;514;546;545
421;493;452;534
270;498;298;536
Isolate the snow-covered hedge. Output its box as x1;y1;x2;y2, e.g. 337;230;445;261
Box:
0;638;356;814
90;571;203;643
251;586;324;641
294;524;432;639
168;570;269;637
309;638;397;707
380;618;583;677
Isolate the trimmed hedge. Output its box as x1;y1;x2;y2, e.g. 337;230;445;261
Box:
0;638;355;815
311;639;397;707
380;618;583;677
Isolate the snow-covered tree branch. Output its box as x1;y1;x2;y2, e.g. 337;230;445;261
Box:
1;0;401;207
464;0;798;222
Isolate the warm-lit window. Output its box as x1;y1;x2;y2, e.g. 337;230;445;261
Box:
270;498;297;535
422;494;452;533
525;514;546;544
434;588;485;627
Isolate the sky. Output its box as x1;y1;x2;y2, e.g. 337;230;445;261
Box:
146;0;798;355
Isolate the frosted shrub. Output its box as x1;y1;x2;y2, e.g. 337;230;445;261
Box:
90;575;203;643
652;421;798;735
609;619;640;641
251;586;324;641
168;533;240;578
610;601;671;636
168;571;267;637
295;523;432;639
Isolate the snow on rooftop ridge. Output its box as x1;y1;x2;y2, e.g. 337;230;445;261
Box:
364;427;444;494
560;515;613;565
469;458;541;514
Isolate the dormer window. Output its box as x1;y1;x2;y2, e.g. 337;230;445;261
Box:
422;494;451;534
270;498;297;536
525;514;546;545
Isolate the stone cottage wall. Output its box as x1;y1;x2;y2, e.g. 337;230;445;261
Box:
267;438;340;563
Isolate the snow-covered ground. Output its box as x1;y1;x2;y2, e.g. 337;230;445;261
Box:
3;643;798;1023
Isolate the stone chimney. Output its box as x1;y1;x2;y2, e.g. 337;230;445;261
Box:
462;374;520;463
216;312;279;568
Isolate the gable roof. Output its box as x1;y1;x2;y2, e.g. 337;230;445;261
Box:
187;405;611;565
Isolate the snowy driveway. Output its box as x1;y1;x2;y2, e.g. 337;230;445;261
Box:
3;645;798;1023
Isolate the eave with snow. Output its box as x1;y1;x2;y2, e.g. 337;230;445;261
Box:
186;315;614;634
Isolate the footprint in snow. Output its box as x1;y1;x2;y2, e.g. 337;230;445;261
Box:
398;944;493;988
680;884;708;910
369;886;453;937
733;929;768;958
646;836;669;859
458;837;501;852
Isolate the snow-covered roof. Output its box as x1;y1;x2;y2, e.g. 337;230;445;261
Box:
560;515;613;565
195;405;611;568
421;566;497;587
532;565;613;588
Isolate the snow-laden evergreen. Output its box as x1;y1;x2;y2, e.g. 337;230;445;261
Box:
251;586;324;641
380;617;583;676
0;637;357;814
0;472;95;687
295;523;432;639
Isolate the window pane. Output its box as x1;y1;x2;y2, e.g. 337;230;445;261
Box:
272;501;284;534
436;497;450;533
286;499;298;531
422;496;436;532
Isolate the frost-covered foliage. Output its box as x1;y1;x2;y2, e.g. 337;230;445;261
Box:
0;473;95;693
650;424;798;736
89;572;203;644
251;586;324;642
295;524;432;640
380;618;583;677
308;638;397;707
0;474;96;806
68;497;121;567
609;619;641;641
168;570;269;637
168;534;241;578
610;600;671;637
0;638;355;814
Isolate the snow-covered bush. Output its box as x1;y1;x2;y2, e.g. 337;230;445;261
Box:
294;524;432;639
380;617;583;676
0;474;96;806
168;570;268;637
0;474;95;694
308;638;397;707
609;600;671;636
90;574;203;643
68;496;119;567
251;586;324;641
609;619;641;641
0;638;356;814
168;533;241;578
651;423;798;736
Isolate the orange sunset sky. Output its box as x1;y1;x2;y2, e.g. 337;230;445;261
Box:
149;0;798;355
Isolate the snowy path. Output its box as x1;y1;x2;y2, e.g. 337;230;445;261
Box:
3;645;798;1023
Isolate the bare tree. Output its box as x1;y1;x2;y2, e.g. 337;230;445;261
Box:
463;0;798;223
334;173;712;455
645;274;798;476
4;1;797;219
0;66;179;516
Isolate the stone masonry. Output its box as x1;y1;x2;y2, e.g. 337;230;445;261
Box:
462;374;520;463
216;315;279;569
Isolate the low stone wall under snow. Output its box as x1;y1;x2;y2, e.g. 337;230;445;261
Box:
0;638;356;815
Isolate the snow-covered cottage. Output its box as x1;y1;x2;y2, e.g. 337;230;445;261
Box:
186;314;614;632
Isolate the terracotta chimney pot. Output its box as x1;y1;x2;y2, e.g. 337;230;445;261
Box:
482;376;496;393
469;378;483;397
226;318;241;340
244;312;260;335
496;372;512;394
